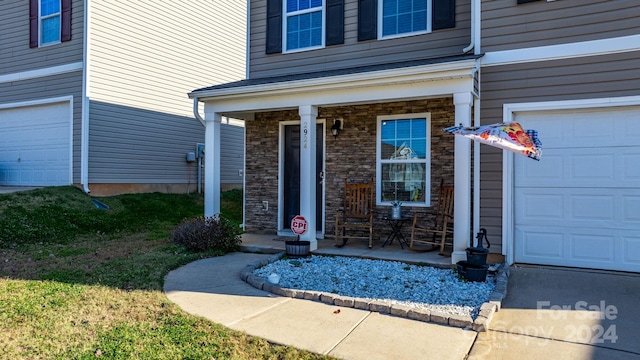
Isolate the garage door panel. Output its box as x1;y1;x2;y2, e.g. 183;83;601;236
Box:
623;196;640;223
517;226;565;260
516;192;564;221
623;153;640;181
571;195;614;222
515;152;563;186
570;234;615;262
623;236;640;265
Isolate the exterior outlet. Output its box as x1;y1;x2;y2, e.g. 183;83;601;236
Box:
261;201;268;211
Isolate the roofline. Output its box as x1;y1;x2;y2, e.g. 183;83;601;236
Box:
189;58;480;102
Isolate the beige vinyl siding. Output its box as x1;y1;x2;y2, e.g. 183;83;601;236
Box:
481;0;640;52
478;50;640;252
0;0;84;75
87;1;246;185
0;71;84;184
249;0;471;78
89;0;246;118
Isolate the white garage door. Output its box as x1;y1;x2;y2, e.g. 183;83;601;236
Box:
0;101;72;186
514;106;640;272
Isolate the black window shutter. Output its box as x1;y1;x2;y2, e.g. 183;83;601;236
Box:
61;0;72;42
29;0;38;48
266;0;282;54
432;0;455;30
326;0;344;46
358;0;377;41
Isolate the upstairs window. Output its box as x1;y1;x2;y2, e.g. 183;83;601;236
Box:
284;0;324;52
40;0;61;44
30;0;71;48
377;114;431;206
358;0;455;42
380;0;429;38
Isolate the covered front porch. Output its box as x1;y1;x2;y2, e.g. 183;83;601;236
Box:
189;55;482;265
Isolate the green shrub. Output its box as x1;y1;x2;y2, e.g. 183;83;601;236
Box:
171;216;242;253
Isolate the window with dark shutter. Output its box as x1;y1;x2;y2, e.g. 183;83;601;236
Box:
326;0;344;46
29;0;72;48
358;0;377;41
433;0;455;30
358;0;455;42
265;0;283;54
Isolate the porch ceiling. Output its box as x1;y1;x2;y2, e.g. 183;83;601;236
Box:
190;55;481;119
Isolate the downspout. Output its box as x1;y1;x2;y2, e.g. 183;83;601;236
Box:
193;97;206;127
80;0;91;193
245;0;251;78
462;0;478;54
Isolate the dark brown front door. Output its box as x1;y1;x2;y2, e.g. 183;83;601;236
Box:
283;124;323;232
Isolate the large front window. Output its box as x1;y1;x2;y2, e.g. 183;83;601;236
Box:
380;0;429;38
40;0;61;45
285;0;324;52
377;114;431;206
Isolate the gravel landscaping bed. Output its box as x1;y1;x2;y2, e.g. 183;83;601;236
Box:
253;255;496;319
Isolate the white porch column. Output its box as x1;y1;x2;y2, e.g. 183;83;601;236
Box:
452;93;473;264
204;110;222;217
298;105;318;250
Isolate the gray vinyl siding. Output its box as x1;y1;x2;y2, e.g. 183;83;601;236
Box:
220;123;245;184
0;0;84;75
481;0;640;52
478;50;640;252
89;101;203;183
89;102;245;186
0;71;85;184
249;0;471;78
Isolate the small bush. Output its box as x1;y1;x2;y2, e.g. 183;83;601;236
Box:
171;216;242;253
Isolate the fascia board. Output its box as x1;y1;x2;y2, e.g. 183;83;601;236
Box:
191;59;478;101
205;75;474;115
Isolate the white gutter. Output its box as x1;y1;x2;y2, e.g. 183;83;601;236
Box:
80;0;91;193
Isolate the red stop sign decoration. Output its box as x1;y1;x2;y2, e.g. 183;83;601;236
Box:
291;215;307;235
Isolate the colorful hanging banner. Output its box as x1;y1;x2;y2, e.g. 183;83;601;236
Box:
443;122;542;161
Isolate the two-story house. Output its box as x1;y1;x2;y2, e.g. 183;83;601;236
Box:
191;0;640;273
0;0;246;196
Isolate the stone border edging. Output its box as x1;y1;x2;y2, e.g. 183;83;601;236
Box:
239;252;508;332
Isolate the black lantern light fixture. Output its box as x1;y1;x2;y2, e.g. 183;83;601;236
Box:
331;118;342;138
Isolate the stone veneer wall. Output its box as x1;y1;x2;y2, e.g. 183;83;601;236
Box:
245;98;455;240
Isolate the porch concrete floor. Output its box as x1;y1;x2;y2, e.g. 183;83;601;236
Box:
240;233;456;268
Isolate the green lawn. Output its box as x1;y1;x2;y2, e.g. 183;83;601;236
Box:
0;186;331;360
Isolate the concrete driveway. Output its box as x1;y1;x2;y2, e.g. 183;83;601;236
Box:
469;265;640;359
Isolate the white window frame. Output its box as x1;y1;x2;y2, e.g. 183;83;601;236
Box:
378;0;432;40
376;113;431;207
283;0;326;53
39;0;62;46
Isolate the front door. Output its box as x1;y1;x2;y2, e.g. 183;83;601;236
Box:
283;123;324;233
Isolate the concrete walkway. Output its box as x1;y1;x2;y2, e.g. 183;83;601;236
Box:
164;252;640;360
164;252;477;360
